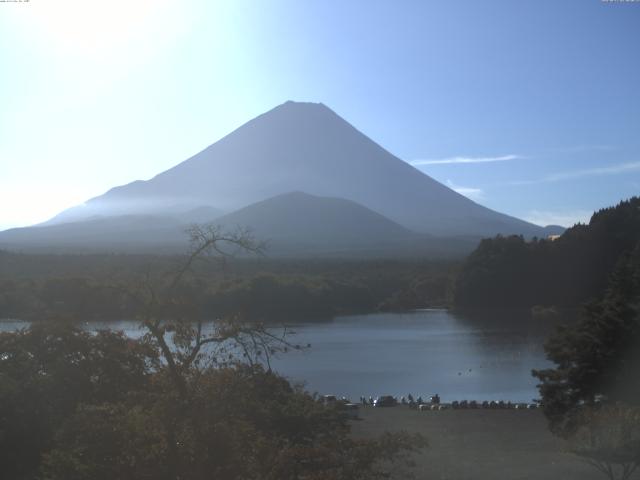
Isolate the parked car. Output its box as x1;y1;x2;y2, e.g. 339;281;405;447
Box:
373;395;397;407
321;395;337;406
338;402;360;418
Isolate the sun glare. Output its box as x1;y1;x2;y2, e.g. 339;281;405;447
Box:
25;0;182;59
0;183;95;230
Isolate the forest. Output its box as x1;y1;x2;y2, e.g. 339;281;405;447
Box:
0;252;456;323
454;197;640;310
2;197;639;326
451;197;640;478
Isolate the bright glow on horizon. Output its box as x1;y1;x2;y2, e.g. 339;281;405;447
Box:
524;209;593;228
0;184;93;231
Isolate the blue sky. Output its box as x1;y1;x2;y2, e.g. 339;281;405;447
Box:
1;0;639;230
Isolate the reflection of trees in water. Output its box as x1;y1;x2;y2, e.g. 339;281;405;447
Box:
453;307;580;334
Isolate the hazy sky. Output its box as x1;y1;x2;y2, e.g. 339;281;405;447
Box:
1;0;639;230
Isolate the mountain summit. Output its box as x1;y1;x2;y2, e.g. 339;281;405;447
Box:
45;101;544;238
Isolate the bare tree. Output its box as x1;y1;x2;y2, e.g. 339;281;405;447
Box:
569;404;640;480
123;224;297;396
117;224;300;480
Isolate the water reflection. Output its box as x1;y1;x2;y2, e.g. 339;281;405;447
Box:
0;309;558;402
268;309;558;402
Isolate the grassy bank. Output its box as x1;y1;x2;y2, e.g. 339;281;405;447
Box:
351;406;601;480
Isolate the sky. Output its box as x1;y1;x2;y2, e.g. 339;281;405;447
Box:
1;0;639;230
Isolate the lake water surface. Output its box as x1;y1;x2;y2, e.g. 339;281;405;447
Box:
0;309;554;403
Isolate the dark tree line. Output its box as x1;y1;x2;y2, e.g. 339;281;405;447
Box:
510;200;640;480
454;197;640;309
0;255;456;323
533;243;640;435
452;197;640;478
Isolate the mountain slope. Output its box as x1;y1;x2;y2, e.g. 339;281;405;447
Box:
215;191;418;254
0;215;189;253
0;192;479;257
46;101;546;237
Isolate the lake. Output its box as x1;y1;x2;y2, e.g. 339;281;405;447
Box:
0;309;555;403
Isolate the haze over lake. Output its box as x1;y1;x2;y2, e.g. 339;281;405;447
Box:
1;309;552;403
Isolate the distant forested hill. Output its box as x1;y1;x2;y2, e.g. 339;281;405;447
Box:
0;254;456;322
454;197;640;308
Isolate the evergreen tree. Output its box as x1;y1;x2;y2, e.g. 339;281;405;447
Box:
533;244;640;435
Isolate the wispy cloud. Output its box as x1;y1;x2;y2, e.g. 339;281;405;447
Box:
549;145;617;154
445;179;484;201
524;209;593;228
510;161;640;185
545;161;640;181
410;154;522;166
